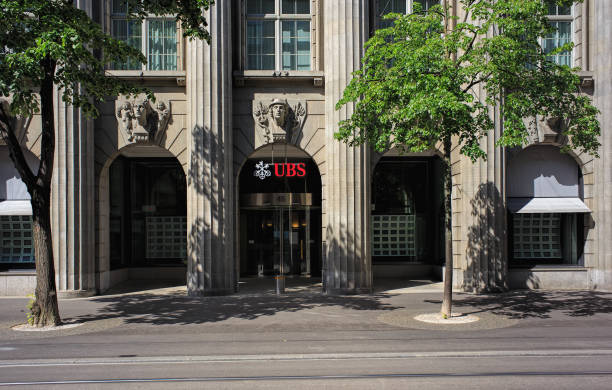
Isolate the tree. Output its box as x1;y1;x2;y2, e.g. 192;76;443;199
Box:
0;0;213;327
335;0;600;318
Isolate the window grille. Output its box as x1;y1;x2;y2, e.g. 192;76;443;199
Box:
0;215;34;263
145;216;187;259
372;214;416;258
512;213;562;259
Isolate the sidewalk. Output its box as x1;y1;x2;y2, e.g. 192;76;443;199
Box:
2;277;612;340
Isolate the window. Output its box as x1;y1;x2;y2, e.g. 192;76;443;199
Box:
0;215;34;265
376;0;439;29
511;213;581;266
543;1;572;66
245;0;311;71
507;146;587;266
111;0;178;71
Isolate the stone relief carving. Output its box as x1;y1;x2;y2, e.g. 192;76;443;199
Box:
524;115;567;146
115;96;171;143
252;98;306;143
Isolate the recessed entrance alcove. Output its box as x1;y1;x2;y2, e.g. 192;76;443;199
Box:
371;151;445;291
237;144;322;293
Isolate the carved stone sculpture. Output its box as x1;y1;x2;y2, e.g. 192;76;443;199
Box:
524;114;567;146
115;96;171;144
252;98;307;143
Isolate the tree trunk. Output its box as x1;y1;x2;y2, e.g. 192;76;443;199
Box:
29;57;61;327
440;137;453;318
30;188;61;326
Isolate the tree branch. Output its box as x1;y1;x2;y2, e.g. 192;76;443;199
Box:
0;102;36;189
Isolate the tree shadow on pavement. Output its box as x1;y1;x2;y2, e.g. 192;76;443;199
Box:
72;293;399;326
446;290;612;319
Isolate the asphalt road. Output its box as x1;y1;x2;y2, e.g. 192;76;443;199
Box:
1;287;612;389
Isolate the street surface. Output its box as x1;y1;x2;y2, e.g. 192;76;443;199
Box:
1;280;612;389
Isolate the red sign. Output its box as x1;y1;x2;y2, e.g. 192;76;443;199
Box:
274;162;306;177
254;161;307;180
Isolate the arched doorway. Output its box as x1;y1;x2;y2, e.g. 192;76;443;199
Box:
371;152;445;286
238;144;322;291
100;145;187;290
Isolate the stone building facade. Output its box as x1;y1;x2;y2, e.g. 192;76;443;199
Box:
1;0;611;296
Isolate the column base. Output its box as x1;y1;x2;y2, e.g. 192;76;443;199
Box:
325;287;372;295
58;289;97;299
187;288;235;297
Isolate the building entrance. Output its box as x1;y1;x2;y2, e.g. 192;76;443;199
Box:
238;146;322;285
241;205;320;277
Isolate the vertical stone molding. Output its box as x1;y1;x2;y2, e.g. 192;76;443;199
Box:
593;0;612;290
51;0;96;298
186;2;234;295
323;0;372;294
458;104;507;292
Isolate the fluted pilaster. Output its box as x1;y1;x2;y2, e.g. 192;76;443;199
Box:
459;103;507;292
592;0;612;290
186;2;234;295
323;0;371;294
52;0;96;298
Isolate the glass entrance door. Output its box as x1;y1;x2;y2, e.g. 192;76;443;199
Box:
242;207;313;277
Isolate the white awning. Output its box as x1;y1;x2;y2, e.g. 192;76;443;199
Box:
0;200;32;216
508;197;591;214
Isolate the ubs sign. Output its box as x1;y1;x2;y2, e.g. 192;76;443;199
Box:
254;160;306;180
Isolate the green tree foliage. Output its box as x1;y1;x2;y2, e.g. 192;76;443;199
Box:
0;0;213;326
336;0;599;317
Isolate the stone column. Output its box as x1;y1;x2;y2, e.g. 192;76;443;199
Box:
323;0;372;294
51;0;96;298
186;2;234;295
458;104;507;292
592;0;612;290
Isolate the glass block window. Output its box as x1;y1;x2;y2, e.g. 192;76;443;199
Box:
145;216;187;259
111;0;177;71
245;0;311;71
512;213;562;259
0;215;34;264
372;214;416;259
544;1;573;66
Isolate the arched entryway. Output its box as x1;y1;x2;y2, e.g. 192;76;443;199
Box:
371;152;445;288
506;145;590;289
99;144;187;291
237;144;322;292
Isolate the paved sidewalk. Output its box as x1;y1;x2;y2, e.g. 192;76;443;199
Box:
2;278;612;340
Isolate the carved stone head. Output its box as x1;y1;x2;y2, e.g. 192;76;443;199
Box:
134;98;149;126
269;98;288;127
156;101;168;113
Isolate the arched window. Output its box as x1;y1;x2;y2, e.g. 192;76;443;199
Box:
507;146;588;265
0;147;38;267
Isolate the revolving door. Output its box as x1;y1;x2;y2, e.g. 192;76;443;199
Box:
240;193;321;279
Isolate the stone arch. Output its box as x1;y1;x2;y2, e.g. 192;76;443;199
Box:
370;147;445;283
235;143;324;284
506;144;591;276
96;143;185;293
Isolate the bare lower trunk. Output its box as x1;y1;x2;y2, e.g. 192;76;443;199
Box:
31;190;61;326
29;57;61;327
440;137;453;318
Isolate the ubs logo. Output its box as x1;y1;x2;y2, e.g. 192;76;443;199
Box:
254;161;306;180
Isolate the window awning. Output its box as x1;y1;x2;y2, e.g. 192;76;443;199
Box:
508;197;591;214
0;200;32;216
